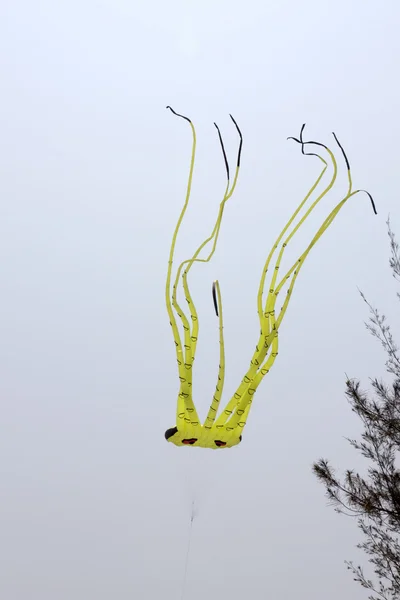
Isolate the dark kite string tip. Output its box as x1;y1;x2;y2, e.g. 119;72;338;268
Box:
332;131;350;170
212;282;219;317
228;114;243;167
166;106;191;123
360;189;377;215
214;123;230;181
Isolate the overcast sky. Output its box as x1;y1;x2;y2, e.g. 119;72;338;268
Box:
1;1;400;599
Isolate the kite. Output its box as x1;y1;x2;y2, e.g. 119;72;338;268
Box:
164;106;376;449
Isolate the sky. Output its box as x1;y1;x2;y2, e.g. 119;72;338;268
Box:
0;0;400;599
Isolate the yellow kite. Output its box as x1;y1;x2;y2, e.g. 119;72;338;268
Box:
164;106;376;449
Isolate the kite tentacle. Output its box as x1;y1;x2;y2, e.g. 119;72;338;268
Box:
204;281;226;427
261;141;338;329
226;136;377;429
229;196;361;426
173;116;243;368
166;110;243;427
165;106;199;423
216;136;337;426
257;124;329;330
272;133;377;332
171;180;229;369
251;140;338;366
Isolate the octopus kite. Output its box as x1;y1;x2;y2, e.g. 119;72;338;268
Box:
164;106;376;449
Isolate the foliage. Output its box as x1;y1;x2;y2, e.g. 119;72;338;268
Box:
313;219;400;600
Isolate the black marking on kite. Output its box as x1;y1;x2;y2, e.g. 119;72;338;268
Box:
229;114;243;167
214;440;227;447
288;124;328;161
165;426;178;440
212;281;219;316
331;134;377;214
360;189;377;214
182;438;198;445
214;122;230;181
332;132;350;170
332;132;377;213
166;106;191;123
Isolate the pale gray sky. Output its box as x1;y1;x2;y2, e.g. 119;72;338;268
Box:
1;1;399;599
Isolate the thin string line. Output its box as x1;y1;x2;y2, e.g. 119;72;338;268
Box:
181;502;195;600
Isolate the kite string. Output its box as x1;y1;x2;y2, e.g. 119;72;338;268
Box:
181;501;195;600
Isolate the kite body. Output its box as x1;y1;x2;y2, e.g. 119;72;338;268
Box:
164;106;376;449
165;425;242;449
